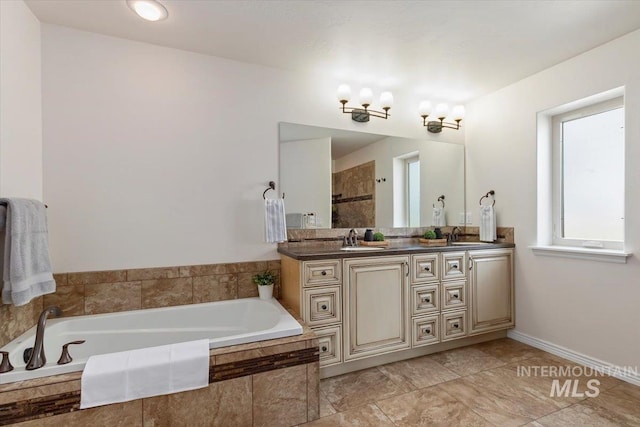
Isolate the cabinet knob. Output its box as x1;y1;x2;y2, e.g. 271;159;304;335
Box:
422;296;431;303
321;345;328;352
453;293;459;299
321;270;327;276
452;264;458;269
424;266;430;271
320;304;328;311
423;327;431;334
453;323;459;329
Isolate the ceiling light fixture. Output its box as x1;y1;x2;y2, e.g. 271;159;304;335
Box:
126;0;168;22
419;101;465;133
337;84;393;122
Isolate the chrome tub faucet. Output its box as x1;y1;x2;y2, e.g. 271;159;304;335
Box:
26;306;62;370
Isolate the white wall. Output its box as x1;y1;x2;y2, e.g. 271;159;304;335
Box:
334;137;464;228
465;29;640;368
279;138;331;228
0;0;42;200
41;24;462;272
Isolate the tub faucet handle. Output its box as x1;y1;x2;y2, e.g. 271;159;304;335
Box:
57;340;85;365
0;351;13;373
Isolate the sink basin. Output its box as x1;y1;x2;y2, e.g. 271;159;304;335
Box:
450;242;492;246
340;246;385;251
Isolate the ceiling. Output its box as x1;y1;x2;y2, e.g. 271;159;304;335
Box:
279;122;387;159
25;0;640;104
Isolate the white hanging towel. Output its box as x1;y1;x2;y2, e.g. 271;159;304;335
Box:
80;339;210;409
479;205;497;242
0;198;56;306
432;207;446;227
264;198;287;243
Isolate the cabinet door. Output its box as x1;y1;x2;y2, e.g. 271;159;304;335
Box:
469;249;514;335
344;256;410;361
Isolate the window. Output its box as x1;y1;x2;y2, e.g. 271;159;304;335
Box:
406;156;420;227
552;97;624;250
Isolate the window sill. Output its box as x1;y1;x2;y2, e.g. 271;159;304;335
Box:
529;245;632;264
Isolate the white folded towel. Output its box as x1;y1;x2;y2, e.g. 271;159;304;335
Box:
0;198;56;306
479;205;497;242
264;198;287;243
80;339;209;409
432;207;445;227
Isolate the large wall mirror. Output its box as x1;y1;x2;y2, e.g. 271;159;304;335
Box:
279;122;465;229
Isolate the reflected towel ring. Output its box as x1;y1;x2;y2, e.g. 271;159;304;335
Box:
262;181;285;199
438;195;445;208
479;190;495;206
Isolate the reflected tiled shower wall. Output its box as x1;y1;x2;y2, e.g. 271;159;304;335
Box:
332;161;375;228
0;260;281;348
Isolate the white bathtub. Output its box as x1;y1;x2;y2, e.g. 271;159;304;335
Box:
0;297;302;384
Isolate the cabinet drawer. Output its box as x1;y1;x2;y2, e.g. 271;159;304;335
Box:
411;254;439;283
314;325;342;367
303;260;341;287
303;286;342;327
411;284;439;316
442;252;466;281
441;310;467;341
441;281;466;312
412;315;440;347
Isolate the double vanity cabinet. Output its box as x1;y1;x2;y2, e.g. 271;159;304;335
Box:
279;244;514;377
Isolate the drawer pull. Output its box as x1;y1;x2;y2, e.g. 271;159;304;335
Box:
452;264;458;269
452;323;459;329
424;266;430;271
422;296;431;303
321;345;328;352
423;327;431;334
320;304;328;311
452;293;459;299
321;270;327;276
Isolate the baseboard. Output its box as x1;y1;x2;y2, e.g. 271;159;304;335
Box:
508;329;640;387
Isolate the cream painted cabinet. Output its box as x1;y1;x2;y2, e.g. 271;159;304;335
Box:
343;256;410;361
468;249;514;335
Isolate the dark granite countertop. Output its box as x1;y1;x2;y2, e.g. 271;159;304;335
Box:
278;242;515;261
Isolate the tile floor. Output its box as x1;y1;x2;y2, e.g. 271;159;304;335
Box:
300;339;640;426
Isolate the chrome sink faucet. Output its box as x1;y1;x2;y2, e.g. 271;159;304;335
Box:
347;228;358;246
26;306;62;370
449;227;462;242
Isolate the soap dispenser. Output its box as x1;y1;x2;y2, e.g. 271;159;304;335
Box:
364;229;374;241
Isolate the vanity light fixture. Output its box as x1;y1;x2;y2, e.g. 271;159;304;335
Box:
126;0;168;21
337;85;393;122
419;101;465;133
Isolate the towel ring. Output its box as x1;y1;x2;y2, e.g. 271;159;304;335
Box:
437;195;445;208
479;190;495;206
262;181;285;199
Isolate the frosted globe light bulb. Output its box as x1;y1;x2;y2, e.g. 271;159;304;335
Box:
359;88;374;106
419;101;433;117
379;91;394;109
451;105;465;121
337;84;351;102
435;103;449;119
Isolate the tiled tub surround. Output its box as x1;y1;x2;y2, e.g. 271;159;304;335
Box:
0;260;281;348
0;323;320;426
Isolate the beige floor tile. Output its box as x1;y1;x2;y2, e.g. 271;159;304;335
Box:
299;403;395;427
377;355;460;389
532;403;625;426
438;368;560;427
429;346;506;376
376;386;492;426
472;338;545;364
319;393;337;418
320;367;413;412
581;382;640;426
